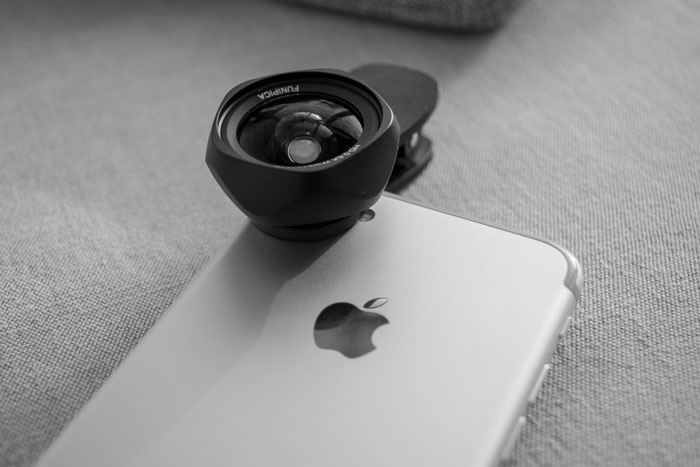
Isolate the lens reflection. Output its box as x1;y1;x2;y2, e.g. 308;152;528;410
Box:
237;95;363;166
287;137;322;164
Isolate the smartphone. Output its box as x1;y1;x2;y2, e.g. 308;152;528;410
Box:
36;193;581;467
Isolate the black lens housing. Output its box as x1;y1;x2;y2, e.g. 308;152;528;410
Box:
206;69;400;239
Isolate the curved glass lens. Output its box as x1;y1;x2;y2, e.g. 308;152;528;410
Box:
237;95;363;166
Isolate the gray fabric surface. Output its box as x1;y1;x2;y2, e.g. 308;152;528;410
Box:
1;0;699;465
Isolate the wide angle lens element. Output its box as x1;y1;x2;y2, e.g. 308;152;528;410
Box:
236;95;363;166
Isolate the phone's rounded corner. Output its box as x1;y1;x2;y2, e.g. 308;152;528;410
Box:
380;193;584;302
545;241;583;303
564;249;583;303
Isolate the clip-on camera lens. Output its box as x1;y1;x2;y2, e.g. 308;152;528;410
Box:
206;64;437;240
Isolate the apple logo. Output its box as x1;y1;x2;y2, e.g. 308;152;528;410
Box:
313;298;389;358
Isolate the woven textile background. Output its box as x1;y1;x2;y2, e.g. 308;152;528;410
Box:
1;0;699;466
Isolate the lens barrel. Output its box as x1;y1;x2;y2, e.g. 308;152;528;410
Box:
206;69;400;239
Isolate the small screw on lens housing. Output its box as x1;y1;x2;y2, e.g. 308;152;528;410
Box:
206;69;400;240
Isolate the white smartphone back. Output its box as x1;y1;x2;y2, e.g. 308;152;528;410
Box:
37;194;581;467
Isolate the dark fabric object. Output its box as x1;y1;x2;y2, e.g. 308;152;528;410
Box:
278;0;521;30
